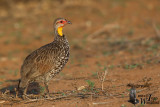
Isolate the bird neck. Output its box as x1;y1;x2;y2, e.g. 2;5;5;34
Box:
54;27;67;42
57;27;63;36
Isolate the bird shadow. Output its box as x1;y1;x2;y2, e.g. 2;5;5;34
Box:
0;79;41;96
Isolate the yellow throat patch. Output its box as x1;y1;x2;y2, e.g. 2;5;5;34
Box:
57;27;63;36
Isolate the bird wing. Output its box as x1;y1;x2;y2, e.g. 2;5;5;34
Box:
21;43;58;79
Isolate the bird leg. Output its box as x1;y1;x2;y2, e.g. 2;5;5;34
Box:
23;87;27;95
44;82;49;93
22;83;29;99
44;81;51;98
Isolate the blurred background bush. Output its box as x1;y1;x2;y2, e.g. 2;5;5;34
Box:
0;0;160;73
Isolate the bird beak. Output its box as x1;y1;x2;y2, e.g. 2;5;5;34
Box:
67;20;72;24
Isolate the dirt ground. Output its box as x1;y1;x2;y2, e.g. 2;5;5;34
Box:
0;0;160;107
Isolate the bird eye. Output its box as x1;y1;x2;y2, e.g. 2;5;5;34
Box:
60;21;63;23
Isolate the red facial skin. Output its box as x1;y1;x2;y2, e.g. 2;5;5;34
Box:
59;20;67;25
57;20;71;27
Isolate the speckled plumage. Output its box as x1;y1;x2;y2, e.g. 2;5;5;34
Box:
18;18;71;96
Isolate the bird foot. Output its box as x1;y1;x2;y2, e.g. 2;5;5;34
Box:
22;94;30;100
44;93;53;99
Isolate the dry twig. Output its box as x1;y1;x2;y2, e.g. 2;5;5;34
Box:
153;23;160;38
93;101;113;105
97;68;108;91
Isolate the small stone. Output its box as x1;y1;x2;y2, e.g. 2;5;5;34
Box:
78;86;86;91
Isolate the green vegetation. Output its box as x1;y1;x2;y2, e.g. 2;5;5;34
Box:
138;103;145;107
121;104;127;107
85;80;95;91
34;35;41;40
4;40;11;45
127;29;134;36
121;94;125;98
146;59;152;64
61;92;66;96
0;81;3;85
108;65;115;69
86;80;94;88
40;86;45;94
57;92;66;96
102;51;112;56
96;62;102;67
91;71;98;78
123;64;143;69
112;85;116;88
126;89;131;92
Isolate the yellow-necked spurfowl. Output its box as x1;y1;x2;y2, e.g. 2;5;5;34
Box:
18;18;71;97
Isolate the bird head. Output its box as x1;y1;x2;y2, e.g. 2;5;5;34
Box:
54;18;71;36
